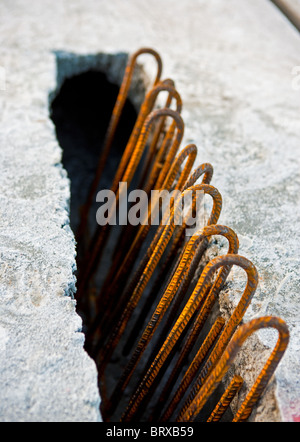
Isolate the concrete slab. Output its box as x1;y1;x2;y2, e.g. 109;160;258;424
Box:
0;0;299;422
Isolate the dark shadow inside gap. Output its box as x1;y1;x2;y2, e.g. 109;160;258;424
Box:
49;67;233;423
50;70;138;235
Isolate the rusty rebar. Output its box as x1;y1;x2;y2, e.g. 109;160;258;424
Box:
95;184;222;377
104;179;219;318
207;375;244;422
175;254;259;421
76;107;184;303
149;226;239;421
159;317;226;422
79;81;182;273
121;254;258;422
86;159;212;342
104;225;238;418
94;143;197;319
120;163;214;357
77;48;163;242
178;316;289;422
108;79;178;267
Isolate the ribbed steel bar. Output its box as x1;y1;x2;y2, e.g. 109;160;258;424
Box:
76;108;184;304
77;48;163;242
206;375;244;422
121;254;258;422
94;116;186;306
84;150;197;355
109;79;178;269
179;317;289;422
96;184;222;377
77;81;182;284
175;254;259;421
160;317;226;422
105;225;238;418
87;160;213;346
121;163;214;357
94;143;196;318
150;226;239;420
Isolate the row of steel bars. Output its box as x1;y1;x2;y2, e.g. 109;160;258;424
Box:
102;225;238;419
74;47;289;422
84;151;214;352
120;254;259;421
91;103;185;310
119;261;289;423
76;48;163;244
77;105;184;308
90;143;199;336
76;49;180;307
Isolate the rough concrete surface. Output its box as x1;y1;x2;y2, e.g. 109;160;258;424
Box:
0;0;299;422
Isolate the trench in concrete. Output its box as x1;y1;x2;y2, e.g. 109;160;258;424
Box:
49;53;277;422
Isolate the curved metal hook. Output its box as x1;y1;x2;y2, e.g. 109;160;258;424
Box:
179;316;289;422
176;253;259;421
96;184;222;377
122;254;258;422
76;108;184;301
162;317;227;422
183;163;214;189
77;48;163;240
93;143;197;324
110;82;183;194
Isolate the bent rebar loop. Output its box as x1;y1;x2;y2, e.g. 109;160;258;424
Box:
136;162;214;300
161;317;227;422
92;83;184;296
76;108;184;302
92;141;192;321
110;81;183;195
179;316;289;422
96;185;222;376
77;47;163;240
119;162;215;358
119;142;198;251
79;79;180;262
95;143;197;320
108;160;214;301
149;226;239;420
176;254;259;421
137;78;177;190
106;226;239;414
121;254;258;422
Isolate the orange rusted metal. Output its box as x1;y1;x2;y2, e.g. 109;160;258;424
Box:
104;225;238;418
96;143;198;312
95;184;223;376
178;316;289;422
207;375;244;422
96;159;214;320
118;162;214;357
77;48;163;242
121;254;258;422
158;317;226;422
76;107;184;304
73;47;289;424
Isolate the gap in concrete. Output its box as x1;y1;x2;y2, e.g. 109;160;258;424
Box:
48;53;234;422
